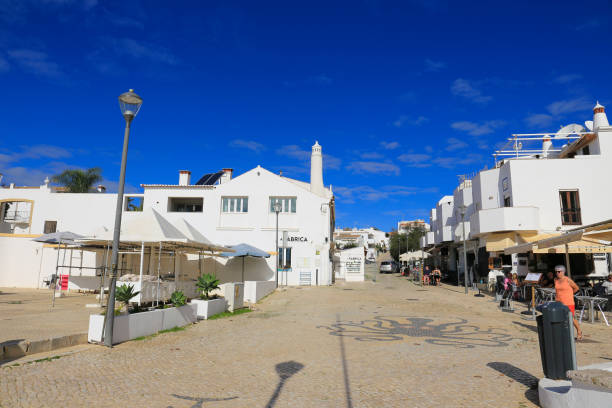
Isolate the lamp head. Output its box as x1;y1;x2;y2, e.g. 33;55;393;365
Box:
273;201;282;213
118;89;143;120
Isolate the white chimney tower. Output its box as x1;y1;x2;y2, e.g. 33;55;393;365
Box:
310;141;325;196
179;170;191;186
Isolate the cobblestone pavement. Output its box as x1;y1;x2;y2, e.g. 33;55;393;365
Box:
0;288;101;343
2;268;612;408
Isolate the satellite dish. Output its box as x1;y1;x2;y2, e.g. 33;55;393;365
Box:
585;120;594;131
555;123;585;138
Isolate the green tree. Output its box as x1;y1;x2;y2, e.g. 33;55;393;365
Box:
52;167;103;193
114;284;140;313
196;274;220;300
389;227;425;261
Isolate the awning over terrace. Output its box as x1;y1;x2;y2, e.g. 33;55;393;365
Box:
503;219;612;255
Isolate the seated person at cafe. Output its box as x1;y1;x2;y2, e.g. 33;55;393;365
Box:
538;270;555;288
603;274;612;294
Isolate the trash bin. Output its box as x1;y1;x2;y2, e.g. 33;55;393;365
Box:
536;301;577;380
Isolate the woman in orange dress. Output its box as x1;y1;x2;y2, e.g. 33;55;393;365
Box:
554;265;583;340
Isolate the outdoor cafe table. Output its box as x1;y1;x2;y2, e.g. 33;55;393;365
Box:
575;295;610;326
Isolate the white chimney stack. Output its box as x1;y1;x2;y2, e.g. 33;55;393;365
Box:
542;136;552;158
593;101;609;130
179;170;191;186
220;168;233;184
310;141;325;196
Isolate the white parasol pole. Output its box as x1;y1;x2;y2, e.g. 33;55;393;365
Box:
138;241;144;306
156;242;161;307
51;239;61;309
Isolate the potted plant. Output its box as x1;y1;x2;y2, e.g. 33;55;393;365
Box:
161;290;197;330
191;274;226;319
115;284;140;314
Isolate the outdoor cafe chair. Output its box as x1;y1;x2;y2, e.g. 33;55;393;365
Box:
577;296;610;326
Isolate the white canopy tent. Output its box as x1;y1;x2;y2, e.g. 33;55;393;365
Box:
78;208;233;305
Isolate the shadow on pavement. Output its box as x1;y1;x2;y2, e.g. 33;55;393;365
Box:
169;394;237;408
487;361;539;405
265;361;305;408
513;321;538;333
336;313;354;408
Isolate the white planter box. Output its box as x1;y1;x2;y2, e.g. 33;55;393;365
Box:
190;298;226;320
161;304;197;330
244;281;276;303
87;305;196;345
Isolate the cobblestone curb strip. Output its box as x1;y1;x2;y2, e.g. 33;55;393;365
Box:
0;333;87;361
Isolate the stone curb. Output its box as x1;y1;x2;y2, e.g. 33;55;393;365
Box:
1;333;88;361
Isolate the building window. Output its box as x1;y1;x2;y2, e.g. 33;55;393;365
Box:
503;196;511;207
559;190;581;225
0;200;33;234
221;197;248;213
44;221;57;234
270;197;297;213
168;197;203;212
278;247;292;269
125;196;144;212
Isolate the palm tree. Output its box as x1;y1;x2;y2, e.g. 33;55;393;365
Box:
196;274;220;300
52;167;103;193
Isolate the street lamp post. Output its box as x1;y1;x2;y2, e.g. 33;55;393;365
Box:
104;89;142;347
273;201;282;288
459;205;468;295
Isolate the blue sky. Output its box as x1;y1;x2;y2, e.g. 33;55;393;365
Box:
1;0;610;231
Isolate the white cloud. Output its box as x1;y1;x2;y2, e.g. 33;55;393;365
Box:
445;137;468;151
108;38;179;65
310;74;333;85
0;55;9;73
432;153;482;169
346;161;400;176
553;74;582;84
450;78;492;104
360;152;384;159
424;58;446;72
334;184;437;204
275;144;341;170
393;115;428;127
397;153;431;167
7;49;63;78
546;97;592;116
576;19;600;31
525;113;554;128
229;139;266;153
277;145;310;161
0;144;72;164
451;120;505;136
380;141;400;150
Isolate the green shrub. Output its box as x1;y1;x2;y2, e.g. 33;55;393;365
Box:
170;290;187;307
196;274;220;300
115;284;140;313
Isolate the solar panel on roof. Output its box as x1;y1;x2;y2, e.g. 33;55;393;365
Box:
195;171;224;185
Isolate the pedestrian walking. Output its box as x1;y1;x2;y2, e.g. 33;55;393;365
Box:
554;265;583;341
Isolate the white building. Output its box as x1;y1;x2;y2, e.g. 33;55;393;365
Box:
422;102;612;280
333;227;388;262
0;142;335;289
397;219;429;235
